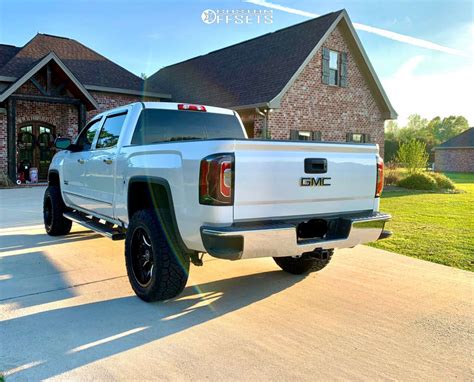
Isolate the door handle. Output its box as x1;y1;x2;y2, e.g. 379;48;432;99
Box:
77;159;85;164
304;158;327;174
103;158;113;165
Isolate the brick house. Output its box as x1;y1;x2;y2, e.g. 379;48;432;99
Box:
433;128;474;173
0;9;395;182
147;10;396;151
0;34;169;181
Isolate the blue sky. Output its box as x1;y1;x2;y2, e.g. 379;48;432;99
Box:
0;0;472;124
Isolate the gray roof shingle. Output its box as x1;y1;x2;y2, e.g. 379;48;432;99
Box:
437;128;474;149
0;44;20;70
146;11;343;108
0;34;144;91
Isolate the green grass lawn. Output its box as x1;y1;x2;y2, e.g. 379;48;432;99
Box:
369;172;474;271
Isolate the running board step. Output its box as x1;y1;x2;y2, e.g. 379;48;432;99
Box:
63;212;126;241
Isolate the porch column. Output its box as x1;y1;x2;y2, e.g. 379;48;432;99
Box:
6;98;16;182
78;102;86;131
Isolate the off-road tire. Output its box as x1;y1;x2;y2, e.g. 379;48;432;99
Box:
43;186;72;236
273;250;333;275
125;209;190;302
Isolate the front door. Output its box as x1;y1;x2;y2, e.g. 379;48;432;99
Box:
18;122;56;181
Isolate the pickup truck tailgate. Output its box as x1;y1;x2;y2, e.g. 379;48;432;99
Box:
233;140;378;221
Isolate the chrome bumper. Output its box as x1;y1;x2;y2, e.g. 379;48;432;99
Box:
201;212;391;260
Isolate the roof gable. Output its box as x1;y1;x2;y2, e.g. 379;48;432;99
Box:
147;10;396;119
0;34;144;92
0;52;99;110
146;11;342;108
436;128;474;149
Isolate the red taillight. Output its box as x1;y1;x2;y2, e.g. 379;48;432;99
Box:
375;156;384;197
199;154;234;205
178;103;207;112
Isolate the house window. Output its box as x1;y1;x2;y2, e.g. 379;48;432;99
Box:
346;133;370;143
322;48;347;87
329;50;339;86
290;130;322;141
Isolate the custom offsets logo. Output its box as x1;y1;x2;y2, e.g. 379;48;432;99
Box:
201;9;273;25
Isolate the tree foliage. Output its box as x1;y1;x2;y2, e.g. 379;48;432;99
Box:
384;114;469;163
397;139;429;174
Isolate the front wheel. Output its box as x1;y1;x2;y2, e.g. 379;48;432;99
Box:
125;209;190;302
273;250;333;275
43;186;72;236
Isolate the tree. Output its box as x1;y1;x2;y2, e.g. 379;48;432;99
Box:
384;114;469;165
406;114;429;131
397;139;429;174
384;120;400;162
385;120;400;140
430;116;469;145
140;73;148;80
398;114;429;143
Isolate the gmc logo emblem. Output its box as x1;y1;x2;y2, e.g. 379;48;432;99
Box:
300;177;331;187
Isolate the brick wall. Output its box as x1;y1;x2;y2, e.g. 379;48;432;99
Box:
434;149;474;173
257;24;385;153
0;80;159;177
87;91;144;120
16;100;78;138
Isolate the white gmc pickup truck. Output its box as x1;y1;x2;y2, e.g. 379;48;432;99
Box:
44;102;391;302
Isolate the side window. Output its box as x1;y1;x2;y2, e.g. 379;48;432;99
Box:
96;113;127;149
346;133;370;143
290;130;322;141
76;119;101;151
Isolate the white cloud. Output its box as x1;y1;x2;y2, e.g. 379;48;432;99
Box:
245;0;466;56
382;56;474;125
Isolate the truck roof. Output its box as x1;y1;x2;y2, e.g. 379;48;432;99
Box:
143;102;236;115
93;102;236;120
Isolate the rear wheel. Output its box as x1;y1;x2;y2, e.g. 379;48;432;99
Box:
273;250;333;275
125;209;190;302
43;186;72;236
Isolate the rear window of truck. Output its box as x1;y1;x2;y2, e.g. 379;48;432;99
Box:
131;109;245;145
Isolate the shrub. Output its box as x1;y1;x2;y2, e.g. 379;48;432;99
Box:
397;139;429;174
384;161;402;186
430;172;456;190
0;172;13;187
397;173;437;190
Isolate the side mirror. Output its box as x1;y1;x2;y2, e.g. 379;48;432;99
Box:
55;137;72;150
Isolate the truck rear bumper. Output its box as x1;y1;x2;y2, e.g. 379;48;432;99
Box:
201;212;391;260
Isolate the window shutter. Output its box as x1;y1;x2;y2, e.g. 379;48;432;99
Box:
290;130;299;140
365;134;371;143
346;132;352;142
311;131;322;141
322;48;330;85
340;52;348;87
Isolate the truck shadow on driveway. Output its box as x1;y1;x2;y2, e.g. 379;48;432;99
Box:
0;230;102;253
0;251;77;308
1;270;302;380
0;232;103;308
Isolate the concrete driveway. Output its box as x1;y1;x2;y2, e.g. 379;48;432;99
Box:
0;187;472;380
